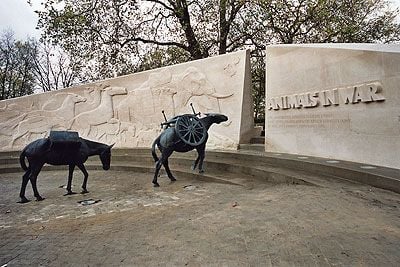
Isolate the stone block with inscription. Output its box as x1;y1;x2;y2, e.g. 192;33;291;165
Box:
266;44;400;169
0;50;253;151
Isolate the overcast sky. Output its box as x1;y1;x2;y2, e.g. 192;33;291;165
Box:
1;0;400;41
0;0;42;39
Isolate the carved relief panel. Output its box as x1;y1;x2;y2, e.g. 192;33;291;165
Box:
0;50;251;150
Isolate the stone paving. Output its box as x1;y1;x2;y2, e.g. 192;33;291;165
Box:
1;169;400;266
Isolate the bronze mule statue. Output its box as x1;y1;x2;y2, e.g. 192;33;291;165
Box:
151;105;228;187
18;131;113;203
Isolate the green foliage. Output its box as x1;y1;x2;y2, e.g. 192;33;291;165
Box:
253;0;400;44
251;49;265;122
36;0;248;79
137;46;191;72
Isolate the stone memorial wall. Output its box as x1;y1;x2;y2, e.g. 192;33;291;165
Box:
0;50;253;151
265;44;400;169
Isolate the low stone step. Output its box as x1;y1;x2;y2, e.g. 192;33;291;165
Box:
1;155;315;187
2;148;399;194
238;144;264;152
250;137;265;144
88;153;313;185
4;162;249;187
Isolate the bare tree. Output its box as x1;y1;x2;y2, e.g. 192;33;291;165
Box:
0;30;36;100
32;42;81;92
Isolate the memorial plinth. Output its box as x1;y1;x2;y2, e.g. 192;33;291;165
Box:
265;44;400;169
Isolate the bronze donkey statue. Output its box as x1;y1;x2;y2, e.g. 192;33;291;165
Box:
19;131;113;203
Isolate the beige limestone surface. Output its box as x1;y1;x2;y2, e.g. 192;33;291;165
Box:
265;44;400;169
0;50;253;151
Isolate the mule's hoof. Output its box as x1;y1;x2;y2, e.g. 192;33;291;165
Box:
81;189;89;194
36;196;45;201
18;197;30;204
169;177;177;182
64;191;77;196
199;170;205;174
191;165;196;171
153;182;160;187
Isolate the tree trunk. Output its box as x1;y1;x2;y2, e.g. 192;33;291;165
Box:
219;0;228;54
170;0;206;59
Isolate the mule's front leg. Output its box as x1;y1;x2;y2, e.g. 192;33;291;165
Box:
77;163;89;194
64;164;77;195
196;147;206;173
191;155;200;171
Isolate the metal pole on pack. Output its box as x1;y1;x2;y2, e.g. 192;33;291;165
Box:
161;110;168;129
190;103;196;115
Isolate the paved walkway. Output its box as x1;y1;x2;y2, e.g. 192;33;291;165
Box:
1;169;400;266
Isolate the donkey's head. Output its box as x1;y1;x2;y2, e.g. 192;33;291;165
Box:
200;113;228;130
99;144;114;170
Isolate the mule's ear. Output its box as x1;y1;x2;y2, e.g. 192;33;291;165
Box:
109;143;115;149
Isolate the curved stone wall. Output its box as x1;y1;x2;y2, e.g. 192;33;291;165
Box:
0;50;253;150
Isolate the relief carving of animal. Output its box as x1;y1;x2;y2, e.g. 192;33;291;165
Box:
69;86;127;137
10;93;86;146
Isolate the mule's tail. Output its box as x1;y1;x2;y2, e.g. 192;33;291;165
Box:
19;148;28;171
151;136;160;162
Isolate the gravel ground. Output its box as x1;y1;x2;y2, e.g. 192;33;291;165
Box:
1;169;400;266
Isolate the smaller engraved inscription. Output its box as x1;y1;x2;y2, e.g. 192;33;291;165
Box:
267;113;350;130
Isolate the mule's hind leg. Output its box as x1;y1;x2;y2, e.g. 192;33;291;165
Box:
153;150;173;187
163;159;176;182
29;163;45;201
153;159;163;187
77;163;89;194
18;169;31;203
64;164;77;195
